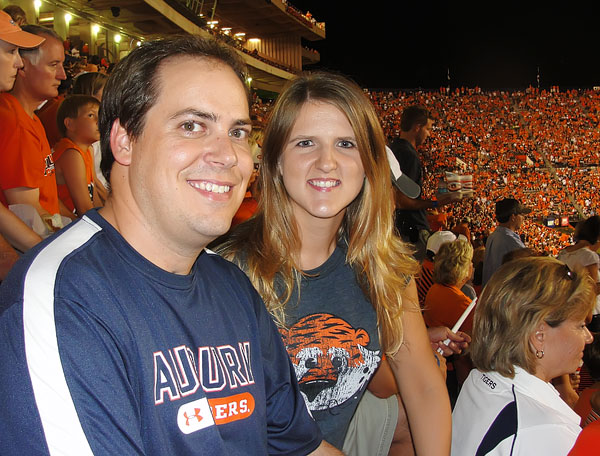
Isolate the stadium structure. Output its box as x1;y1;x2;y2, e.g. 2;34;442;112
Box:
1;0;325;93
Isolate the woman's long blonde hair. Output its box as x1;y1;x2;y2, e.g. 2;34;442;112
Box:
219;71;418;355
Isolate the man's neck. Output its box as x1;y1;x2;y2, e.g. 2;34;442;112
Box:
399;131;417;149
9;85;45;118
498;221;516;232
99;199;203;276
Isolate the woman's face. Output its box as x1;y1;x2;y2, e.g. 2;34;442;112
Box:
534;317;593;381
0;39;23;92
279;100;365;228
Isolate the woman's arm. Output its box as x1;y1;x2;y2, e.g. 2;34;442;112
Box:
387;278;452;456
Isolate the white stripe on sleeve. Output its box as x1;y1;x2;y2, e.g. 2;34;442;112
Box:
23;216;101;456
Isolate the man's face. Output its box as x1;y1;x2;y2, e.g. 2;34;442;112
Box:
21;37;66;100
513;212;525;230
0;39;23;91
415;118;433;147
124;57;253;250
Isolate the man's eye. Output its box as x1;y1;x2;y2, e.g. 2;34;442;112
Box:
181;121;202;133
229;129;249;139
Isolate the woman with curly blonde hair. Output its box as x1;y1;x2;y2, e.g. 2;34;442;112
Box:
424;238;474;333
219;71;450;454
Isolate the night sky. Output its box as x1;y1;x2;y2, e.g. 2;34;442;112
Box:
292;1;600;90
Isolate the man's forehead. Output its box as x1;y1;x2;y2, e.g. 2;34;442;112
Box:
153;56;249;113
39;38;65;60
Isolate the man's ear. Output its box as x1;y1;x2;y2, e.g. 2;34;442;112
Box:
110;119;132;165
17;56;31;78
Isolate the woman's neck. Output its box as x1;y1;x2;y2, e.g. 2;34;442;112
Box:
295;213;344;271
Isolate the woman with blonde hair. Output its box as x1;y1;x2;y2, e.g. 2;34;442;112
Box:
452;256;595;455
219;71;450;454
424;238;475;333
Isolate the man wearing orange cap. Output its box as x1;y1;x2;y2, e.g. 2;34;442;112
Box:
0;11;44;279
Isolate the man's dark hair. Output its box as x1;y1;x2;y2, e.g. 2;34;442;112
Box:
400;105;431;132
56;95;100;137
574;215;600;245
99;35;249;183
19;25;62;64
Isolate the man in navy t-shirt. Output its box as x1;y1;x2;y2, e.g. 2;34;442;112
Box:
0;35;335;455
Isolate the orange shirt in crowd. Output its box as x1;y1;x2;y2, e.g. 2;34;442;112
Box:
36;95;65;149
423;283;474;333
53;137;94;213
0;93;60;215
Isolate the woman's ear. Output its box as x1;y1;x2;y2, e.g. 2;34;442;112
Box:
529;322;546;351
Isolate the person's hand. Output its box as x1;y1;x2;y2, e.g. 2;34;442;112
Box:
436;192;462;206
427;326;471;356
570;372;581;391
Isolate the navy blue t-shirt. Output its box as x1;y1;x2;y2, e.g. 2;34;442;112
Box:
0;210;321;455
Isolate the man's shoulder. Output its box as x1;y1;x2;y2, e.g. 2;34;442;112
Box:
200;249;262;301
0;217;105;310
389;138;417;157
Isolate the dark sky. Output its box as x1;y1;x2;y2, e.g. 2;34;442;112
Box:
292;1;600;90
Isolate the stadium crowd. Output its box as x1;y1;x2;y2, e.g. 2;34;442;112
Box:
365;87;600;254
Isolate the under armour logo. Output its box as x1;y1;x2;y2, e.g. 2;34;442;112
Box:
183;408;203;426
177;397;214;434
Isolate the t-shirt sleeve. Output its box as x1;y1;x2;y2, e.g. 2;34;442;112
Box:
252;293;323;455
29;296;145;455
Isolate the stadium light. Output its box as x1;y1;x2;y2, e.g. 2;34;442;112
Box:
34;0;42;9
114;34;122;43
248;38;260;44
92;24;100;35
64;13;72;23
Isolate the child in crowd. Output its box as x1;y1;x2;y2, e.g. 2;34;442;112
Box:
71;72;109;203
53;95;101;216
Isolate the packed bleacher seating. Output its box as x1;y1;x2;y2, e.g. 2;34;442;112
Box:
361;87;600;254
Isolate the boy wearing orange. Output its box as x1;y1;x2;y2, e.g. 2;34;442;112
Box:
54;95;101;216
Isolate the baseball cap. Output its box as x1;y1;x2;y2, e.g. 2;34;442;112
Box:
426;231;469;256
495;198;531;221
386;146;421;199
0;11;45;48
